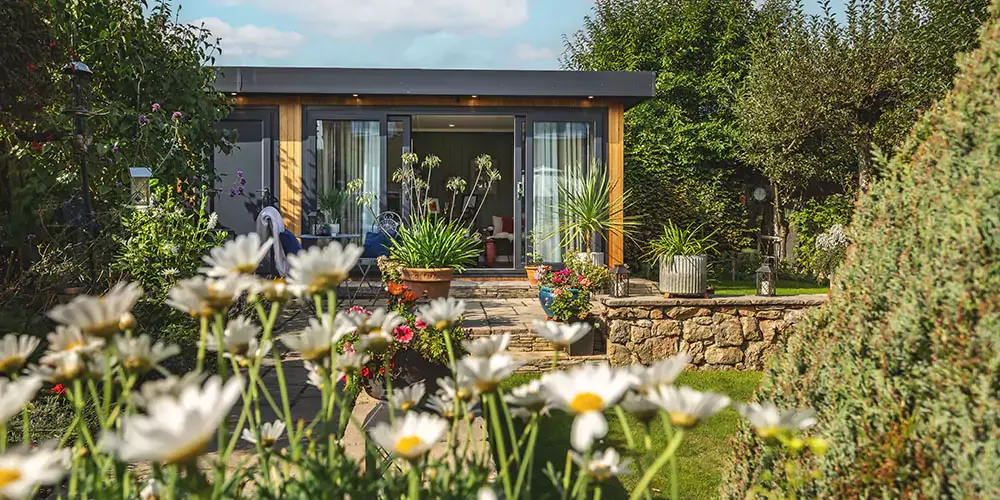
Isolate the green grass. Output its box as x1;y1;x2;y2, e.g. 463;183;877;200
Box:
710;279;827;296
499;370;763;499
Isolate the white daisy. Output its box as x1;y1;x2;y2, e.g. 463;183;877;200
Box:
647;385;730;429
390;381;426;412
200;233;272;277
618;392;660;424
369;411;448;461
541;364;632;451
571;447;632;481
457;354;521;393
206;212;218;230
737;403;817;440
241;419;286;447
346;308;404;335
532;320;591;348
417;297;466;330
115;334;180;375
0;334;40;375
360;330;395;354
504;379;549;419
130;372;207;408
286;242;363;296
461;333;511;358
629;352;691;394
36;326;104;382
478;487;498;500
206;316;260;356
139;479;163;500
0;443;71;499
166;276;249;317
0;376;42;425
46;281;142;338
102;376;244;463
436;374;478;403
252;278;298;303
304;361;333;390
335;352;370;374
281;317;344;362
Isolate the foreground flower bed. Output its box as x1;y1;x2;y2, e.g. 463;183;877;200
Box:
0;235;828;499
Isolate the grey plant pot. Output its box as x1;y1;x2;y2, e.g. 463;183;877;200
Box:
659;255;708;296
567;326;596;356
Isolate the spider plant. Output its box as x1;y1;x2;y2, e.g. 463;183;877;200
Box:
550;166;641;253
644;221;719;263
389;217;481;271
317;188;352;223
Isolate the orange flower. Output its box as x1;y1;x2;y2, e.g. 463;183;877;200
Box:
387;282;404;296
403;291;417;303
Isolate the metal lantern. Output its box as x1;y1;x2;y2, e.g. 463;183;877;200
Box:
756;264;775;296
610;264;630;298
129;167;152;206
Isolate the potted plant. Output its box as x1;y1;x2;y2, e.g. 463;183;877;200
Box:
536;254;609;355
390;217;481;299
550;165;640;266
525;242;544;285
317;188;352;236
645;221;718;297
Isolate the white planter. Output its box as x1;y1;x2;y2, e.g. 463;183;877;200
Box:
575;252;605;267
659;255;708;296
328;223;340;236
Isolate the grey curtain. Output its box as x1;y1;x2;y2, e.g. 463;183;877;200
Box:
532;122;591;262
317;120;381;234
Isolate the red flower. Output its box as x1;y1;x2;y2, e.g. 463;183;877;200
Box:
51;384;66;396
31;142;43;152
49;40;57;48
415;319;428;330
393;325;414;343
359;366;371;378
26;62;36;73
403;291;417;303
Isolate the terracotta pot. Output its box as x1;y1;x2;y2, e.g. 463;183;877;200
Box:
525;265;539;286
401;267;454;299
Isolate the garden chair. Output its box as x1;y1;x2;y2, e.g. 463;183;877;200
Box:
355;211;403;299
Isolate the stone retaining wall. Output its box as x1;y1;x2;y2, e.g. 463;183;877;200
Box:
601;295;827;370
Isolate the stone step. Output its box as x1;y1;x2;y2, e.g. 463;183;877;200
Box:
512;350;608;373
467;326;552;352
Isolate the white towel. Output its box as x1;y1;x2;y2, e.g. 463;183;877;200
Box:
256;207;291;277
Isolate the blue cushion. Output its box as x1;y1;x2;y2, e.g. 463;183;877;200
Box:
362;231;394;258
278;230;302;256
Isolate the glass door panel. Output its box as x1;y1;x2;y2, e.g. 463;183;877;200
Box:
529;121;595;262
316;120;381;234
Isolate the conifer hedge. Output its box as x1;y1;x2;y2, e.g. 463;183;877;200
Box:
721;4;1000;497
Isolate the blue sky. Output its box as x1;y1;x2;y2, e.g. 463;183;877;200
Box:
180;0;844;69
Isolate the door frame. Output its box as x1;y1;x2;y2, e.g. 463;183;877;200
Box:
212;106;279;224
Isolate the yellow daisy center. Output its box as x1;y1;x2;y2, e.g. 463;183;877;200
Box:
395;435;423;456
63;341;86;352
474;379;500;393
124;356;152;373
308;272;346;295
0;355;25;374
165;435;212;464
88;319;122;338
301;345;332;362
400;401;415;412
669;411;697;428
234;263;257;273
0;467;22;487
434;320;450;330
570;392;604;413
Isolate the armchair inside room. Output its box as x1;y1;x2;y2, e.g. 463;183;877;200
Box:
483;215;514;267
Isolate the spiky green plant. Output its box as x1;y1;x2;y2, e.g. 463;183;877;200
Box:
643;221;718;263
389;217;481;272
722;6;1000;497
551;167;640;253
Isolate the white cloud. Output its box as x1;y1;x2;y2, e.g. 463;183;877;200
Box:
216;0;529;38
511;42;556;61
195;17;305;60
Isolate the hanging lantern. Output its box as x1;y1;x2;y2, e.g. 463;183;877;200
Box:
129;167;152;206
756;264;775;296
610;264;630;298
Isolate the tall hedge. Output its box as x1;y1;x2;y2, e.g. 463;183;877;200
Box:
721;5;1000;498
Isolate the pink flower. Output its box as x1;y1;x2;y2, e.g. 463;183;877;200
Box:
171;111;182;121
151;103;161;112
579;278;592;287
415;319;428;330
347;305;372;316
394;325;414;343
343;342;356;355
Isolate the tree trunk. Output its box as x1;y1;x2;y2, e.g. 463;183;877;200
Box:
772;181;786;262
858;143;874;193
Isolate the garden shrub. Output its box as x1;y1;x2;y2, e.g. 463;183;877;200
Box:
721;7;1000;498
785;194;853;277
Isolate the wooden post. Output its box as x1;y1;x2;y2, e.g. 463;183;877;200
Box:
607;103;625;267
278;99;302;234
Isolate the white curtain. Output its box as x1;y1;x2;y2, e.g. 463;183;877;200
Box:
532;122;591;262
318;120;381;234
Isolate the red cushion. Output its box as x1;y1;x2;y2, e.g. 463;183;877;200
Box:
502;216;514;233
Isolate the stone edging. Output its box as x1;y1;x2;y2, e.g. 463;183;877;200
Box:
602;294;828;307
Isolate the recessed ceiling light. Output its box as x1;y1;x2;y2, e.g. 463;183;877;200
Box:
588;95;594;99
231;92;237;96
471;95;478;98
352;93;359;97
448;124;456;127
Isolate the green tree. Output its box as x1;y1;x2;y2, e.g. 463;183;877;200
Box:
563;0;757;260
722;3;1000;496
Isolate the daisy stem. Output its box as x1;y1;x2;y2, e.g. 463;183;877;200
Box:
513;415;539;498
562;449;573;497
87;379;108;426
496;388;522;464
407;463;421;500
551;349;559;370
0;423;5;451
594;485;602;500
21;403;29;444
487;393;514;499
197;315;208;373
443;326;457;373
628;429;685;500
271;347;299;460
614;406;636;450
385;359;396;425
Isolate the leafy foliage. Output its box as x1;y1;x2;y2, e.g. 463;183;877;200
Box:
785;194;852;274
390;217;481;271
644;221;719;263
563;0;754;259
722;6;1000;496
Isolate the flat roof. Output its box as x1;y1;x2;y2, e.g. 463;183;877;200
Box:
213;67;656;108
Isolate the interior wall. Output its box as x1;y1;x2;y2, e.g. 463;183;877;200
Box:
412;131;515;230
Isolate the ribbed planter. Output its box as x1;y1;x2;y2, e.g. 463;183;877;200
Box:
659;255;708;297
401;267;454;299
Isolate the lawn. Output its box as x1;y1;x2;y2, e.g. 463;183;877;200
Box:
711;279;827;296
500;370;763;499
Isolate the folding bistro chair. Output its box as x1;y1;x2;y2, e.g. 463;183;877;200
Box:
356;211;403;298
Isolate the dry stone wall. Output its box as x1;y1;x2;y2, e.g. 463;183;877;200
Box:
601;295;827;370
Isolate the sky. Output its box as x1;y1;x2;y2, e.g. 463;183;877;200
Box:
178;0;845;70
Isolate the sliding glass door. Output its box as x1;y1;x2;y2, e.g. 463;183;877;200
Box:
526;112;604;263
316;120;382;234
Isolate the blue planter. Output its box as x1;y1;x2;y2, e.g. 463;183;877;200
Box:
538;286;581;318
